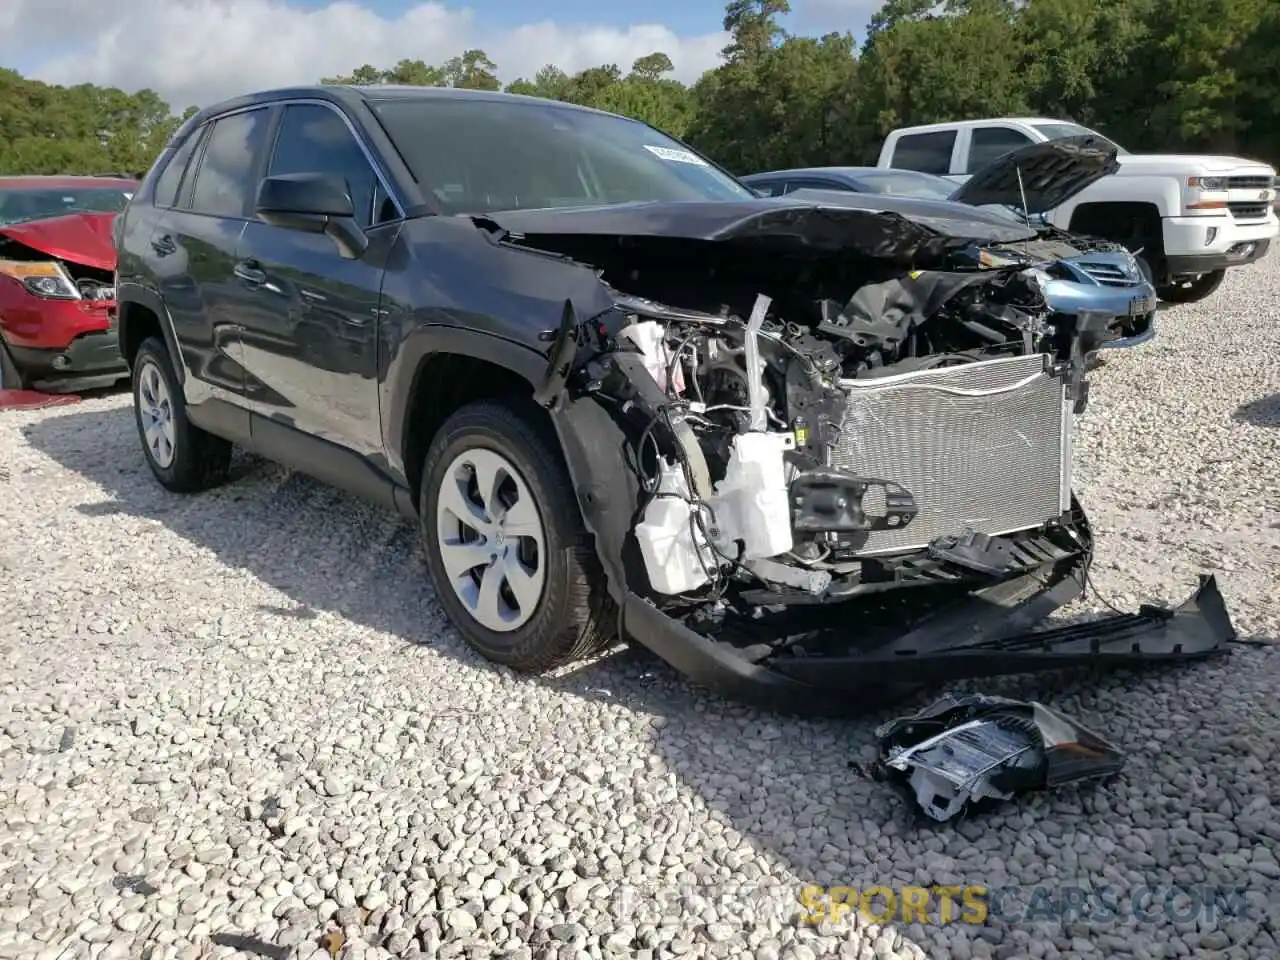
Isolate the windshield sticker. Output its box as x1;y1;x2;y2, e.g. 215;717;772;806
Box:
644;145;708;166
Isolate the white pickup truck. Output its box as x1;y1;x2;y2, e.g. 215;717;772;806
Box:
877;118;1279;303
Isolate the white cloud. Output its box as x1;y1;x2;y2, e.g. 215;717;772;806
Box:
1;0;728;111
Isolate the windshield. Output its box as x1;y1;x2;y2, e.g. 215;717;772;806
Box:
1030;123;1128;156
0;187;134;226
371;97;755;215
850;170;956;200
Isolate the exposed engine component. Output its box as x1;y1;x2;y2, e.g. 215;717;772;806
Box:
590;260;1104;604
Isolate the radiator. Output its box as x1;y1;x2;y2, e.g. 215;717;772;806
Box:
830;353;1072;556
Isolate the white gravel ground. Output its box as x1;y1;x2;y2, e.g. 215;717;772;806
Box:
2;256;1279;960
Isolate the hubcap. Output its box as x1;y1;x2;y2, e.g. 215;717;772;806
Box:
435;448;547;633
137;360;176;469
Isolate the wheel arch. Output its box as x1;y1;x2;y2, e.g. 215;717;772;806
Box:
391;328;551;511
1067;201;1166;260
117;283;184;380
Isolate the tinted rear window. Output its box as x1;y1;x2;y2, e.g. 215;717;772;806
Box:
890;131;957;175
187;108;272;218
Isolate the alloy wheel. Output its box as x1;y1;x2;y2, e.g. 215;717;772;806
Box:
137;360;176;469
434;447;547;632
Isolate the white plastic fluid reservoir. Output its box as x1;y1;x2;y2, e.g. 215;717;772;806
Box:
712;432;794;561
634;460;713;594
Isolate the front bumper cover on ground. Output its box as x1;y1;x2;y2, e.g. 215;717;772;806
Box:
619;554;1234;714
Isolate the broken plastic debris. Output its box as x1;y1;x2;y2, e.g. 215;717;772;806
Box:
872;693;1124;822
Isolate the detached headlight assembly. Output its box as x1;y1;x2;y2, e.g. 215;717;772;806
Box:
0;259;81;300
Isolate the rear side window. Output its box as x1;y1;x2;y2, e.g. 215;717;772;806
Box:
153;128;205;208
187;108;272;219
890;131;957;175
268;104;384;229
967;126;1035;173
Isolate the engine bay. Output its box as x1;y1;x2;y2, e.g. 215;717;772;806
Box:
521;222;1114;616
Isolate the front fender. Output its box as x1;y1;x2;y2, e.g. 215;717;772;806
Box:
381;324;550;480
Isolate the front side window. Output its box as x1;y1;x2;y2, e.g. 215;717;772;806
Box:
967;127;1035;173
0;186;135;226
269;104;387;229
187;108;272;218
890;131;957;176
371;97;755;215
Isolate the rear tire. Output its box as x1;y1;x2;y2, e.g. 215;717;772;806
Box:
1157;269;1225;304
131;336;232;492
419;398;613;672
0;340;28;391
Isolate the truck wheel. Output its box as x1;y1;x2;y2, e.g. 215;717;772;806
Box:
0;339;28;390
420;398;613;672
132;336;232;492
1157;269;1225;304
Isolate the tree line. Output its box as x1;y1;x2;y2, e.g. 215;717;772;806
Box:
3;0;1278;180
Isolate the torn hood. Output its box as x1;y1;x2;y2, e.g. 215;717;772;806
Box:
0;212;117;271
949;135;1121;214
480;194;1037;262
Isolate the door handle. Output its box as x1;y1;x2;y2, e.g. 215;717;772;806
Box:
151;234;176;256
234;258;266;286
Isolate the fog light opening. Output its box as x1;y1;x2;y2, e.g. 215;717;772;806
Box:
51;354;71;371
1204;227;1218;246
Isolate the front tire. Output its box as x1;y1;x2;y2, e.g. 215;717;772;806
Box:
131;337;231;492
419;398;613;672
1157;269;1225;304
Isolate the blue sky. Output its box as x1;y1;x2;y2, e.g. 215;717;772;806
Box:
0;0;878;110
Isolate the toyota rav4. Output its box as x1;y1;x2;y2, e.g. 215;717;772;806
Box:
113;87;1232;711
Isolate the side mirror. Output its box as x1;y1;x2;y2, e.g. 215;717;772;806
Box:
255;173;368;259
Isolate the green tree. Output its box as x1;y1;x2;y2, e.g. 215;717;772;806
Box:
442;49;501;91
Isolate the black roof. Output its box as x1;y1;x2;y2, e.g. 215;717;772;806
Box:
188;84;622;128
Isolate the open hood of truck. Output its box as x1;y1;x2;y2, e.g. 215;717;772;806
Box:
0;212;117;271
949;135;1121;215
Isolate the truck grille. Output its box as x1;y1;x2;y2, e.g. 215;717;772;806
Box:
831;354;1071;556
1229;202;1269;221
1227;176;1273;190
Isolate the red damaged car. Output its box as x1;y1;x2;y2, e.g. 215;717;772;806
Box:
0;175;136;391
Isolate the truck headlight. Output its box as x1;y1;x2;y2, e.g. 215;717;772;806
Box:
1188;175;1227;191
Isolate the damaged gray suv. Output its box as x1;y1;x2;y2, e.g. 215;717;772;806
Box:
114;86;1234;712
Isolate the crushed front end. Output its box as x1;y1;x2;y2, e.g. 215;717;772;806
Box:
508;200;1233;710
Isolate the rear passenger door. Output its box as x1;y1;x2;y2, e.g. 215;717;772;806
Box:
887;130;960;179
150;107;274;408
234;101;400;456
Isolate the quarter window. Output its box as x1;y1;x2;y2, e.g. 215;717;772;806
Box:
967;127;1035;173
890;131;957;175
187;108;272;218
153;129;204;209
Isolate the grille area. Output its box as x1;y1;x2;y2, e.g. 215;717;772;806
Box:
1075;259;1139;287
1227;175;1273;189
1229;202;1269;220
831;354;1071;556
